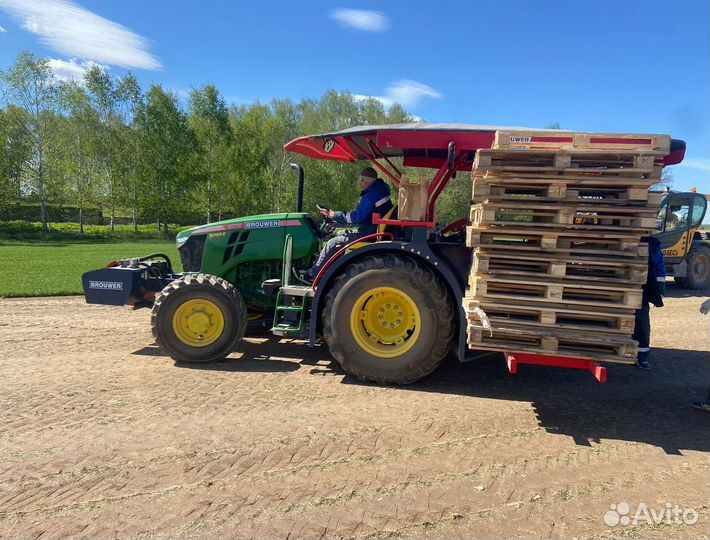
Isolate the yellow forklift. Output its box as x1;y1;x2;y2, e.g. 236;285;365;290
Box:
654;189;710;289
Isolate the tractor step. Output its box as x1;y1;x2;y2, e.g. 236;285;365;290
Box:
270;234;312;336
272;323;309;338
271;292;311;336
281;285;314;297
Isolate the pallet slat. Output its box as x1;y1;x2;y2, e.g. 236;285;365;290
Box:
474;148;661;171
464;298;636;334
466;226;648;255
468;275;643;310
470;202;657;230
472;181;664;206
472;250;648;284
472;179;663;211
466;325;637;364
492;130;671;155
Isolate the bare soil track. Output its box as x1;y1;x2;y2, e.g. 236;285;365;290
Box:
0;285;708;539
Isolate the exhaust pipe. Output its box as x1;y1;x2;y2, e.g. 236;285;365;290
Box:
290;163;305;212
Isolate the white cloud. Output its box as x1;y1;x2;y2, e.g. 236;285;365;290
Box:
678;157;710;172
0;0;161;70
385;80;441;107
330;8;389;32
353;93;394;108
47;57;104;82
354;79;442;109
0;24;6;33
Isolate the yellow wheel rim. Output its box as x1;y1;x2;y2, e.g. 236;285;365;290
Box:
350;286;421;358
172;298;225;347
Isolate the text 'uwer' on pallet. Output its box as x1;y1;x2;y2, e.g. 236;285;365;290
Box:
464;130;671;364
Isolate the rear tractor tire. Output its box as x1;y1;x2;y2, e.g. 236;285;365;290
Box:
151;273;247;363
674;245;710;290
322;254;454;384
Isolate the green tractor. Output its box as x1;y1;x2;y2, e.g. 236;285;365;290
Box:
83;124;689;384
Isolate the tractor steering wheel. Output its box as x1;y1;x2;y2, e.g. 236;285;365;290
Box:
316;206;336;237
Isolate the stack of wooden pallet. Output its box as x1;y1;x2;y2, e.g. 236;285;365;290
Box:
464;130;670;364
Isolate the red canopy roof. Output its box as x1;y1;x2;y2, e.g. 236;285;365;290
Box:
284;123;513;169
284;123;685;169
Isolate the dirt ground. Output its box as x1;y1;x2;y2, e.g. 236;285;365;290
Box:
0;284;708;539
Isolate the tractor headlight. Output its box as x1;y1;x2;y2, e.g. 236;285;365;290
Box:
176;235;190;248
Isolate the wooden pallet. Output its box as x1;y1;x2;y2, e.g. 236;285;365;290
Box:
472;180;664;206
473;164;662;189
465;226;649;258
466;324;637;365
477;172;662;190
466;234;648;264
472;250;648;284
468;275;643;309
470;202;657;230
474;148;661;172
463;298;636;333
492;130;671;155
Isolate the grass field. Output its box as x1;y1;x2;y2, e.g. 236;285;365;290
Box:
0;240;179;297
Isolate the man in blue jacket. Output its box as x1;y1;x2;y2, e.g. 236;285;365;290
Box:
304;166;392;281
634;236;666;370
691;298;710;411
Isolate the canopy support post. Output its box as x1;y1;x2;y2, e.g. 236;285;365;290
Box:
345;136;401;186
425;147;468;222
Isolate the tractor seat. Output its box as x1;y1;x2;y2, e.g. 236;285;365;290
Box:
348;206;397;251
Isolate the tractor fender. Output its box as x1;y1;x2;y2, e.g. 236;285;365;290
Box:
309;239;469;362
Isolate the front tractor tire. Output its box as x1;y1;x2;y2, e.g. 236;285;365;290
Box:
151;274;247;363
674;244;710;290
322;254;454;384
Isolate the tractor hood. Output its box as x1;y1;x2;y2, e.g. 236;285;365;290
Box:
176;213;302;247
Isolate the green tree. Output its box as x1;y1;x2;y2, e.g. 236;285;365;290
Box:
0;106;32;204
1;50;428;230
0;51;61;232
435;171;472;225
114;73;143;229
136;85;198;231
58;81;99;234
85;65;127;230
188;84;231;222
227;103;276;216
265;98;302;212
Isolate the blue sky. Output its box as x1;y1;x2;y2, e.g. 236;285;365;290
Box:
0;0;708;194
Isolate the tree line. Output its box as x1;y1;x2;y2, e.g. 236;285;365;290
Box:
1;51;452;234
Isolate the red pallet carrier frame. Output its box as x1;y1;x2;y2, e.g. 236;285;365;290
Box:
505;353;608;383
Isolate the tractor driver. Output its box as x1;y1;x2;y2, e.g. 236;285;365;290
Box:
303;166;393;281
665;206;680;231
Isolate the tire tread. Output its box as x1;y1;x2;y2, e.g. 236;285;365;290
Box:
151;273;247;362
